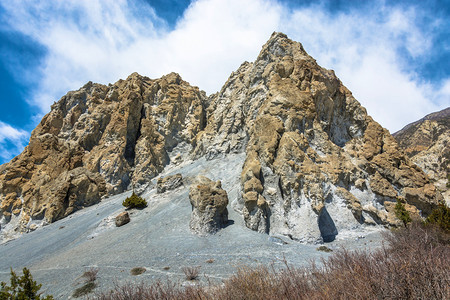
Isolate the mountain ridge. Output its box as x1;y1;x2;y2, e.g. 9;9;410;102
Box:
0;32;444;243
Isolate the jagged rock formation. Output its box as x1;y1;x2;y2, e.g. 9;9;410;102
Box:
0;32;444;243
189;176;229;235
194;32;443;242
0;72;206;237
157;174;183;193
393;107;449;203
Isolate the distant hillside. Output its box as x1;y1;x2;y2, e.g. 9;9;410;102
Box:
393;107;449;203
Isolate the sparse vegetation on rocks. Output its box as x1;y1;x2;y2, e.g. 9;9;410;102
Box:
122;192;147;209
426;203;450;231
395;199;412;226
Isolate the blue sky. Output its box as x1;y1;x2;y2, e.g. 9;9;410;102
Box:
0;0;449;164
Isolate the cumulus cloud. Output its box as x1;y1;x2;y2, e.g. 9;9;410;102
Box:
1;0;448;134
282;3;448;132
0;121;29;162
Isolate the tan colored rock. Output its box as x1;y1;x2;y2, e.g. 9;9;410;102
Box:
0;72;206;237
369;172;398;199
189;176;229;235
194;32;443;241
0;31;444;243
393;107;449;204
156;174;183;193
115;211;130;227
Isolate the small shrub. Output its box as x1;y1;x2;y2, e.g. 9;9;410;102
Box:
317;245;333;252
72;281;96;298
130;267;146;276
122;192;147;209
426;203;450;232
395;199;411;226
82;267;99;282
0;267;54;300
205;258;215;264
182;266;200;281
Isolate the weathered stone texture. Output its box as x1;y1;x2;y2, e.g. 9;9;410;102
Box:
156;174;183;193
194;32;443;242
115;211;130;227
393;107;449;204
0;72;206;235
189;176;229;235
0;32;444;243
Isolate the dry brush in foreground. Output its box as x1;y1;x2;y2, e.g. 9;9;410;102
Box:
94;222;449;300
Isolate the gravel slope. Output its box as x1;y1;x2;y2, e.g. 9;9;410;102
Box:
0;154;385;299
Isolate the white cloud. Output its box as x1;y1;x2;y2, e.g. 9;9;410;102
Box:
1;0;448;134
282;4;448;132
0;121;29;162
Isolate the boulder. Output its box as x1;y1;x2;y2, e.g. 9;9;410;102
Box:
189;176;229;235
115;211;130;227
156;174;183;193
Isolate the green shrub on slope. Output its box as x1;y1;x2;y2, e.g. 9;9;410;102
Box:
122;192;147;209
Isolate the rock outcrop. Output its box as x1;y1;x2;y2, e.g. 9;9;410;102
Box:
0;72;206;237
157;174;183;193
194;32;443;242
0;32;444;243
189;176;229;235
393;107;449;203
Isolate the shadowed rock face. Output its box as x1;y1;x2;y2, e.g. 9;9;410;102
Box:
0;32;444;243
0;72;206;235
393;107;449;203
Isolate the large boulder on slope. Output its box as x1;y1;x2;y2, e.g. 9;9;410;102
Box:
189;176;229;235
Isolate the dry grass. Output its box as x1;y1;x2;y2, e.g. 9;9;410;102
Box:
82;267;99;282
182;266;201;281
95;222;449;299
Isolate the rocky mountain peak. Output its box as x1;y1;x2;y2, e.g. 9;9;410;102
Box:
0;33;444;243
192;32;442;241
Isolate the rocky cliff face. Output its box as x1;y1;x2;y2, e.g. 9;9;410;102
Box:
194;32;443;242
393;107;449;204
0;32;444;243
0;72;206;238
